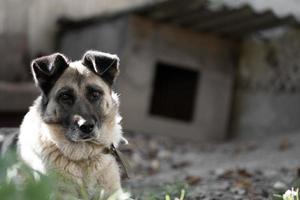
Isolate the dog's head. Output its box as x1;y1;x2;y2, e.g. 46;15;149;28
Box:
31;50;121;146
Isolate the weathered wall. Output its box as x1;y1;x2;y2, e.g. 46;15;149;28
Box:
0;0;32;82
231;28;300;137
59;16;237;141
118;17;236;141
0;0;33;35
0;0;161;56
0;0;157;121
0;34;30;82
59;17;128;58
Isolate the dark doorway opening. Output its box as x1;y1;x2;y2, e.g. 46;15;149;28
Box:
149;62;200;122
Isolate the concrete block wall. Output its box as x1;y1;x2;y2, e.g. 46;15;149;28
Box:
231;28;300;137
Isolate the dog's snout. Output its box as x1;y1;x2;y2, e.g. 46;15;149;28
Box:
79;122;95;134
74;115;95;134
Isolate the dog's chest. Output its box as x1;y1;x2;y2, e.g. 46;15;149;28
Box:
42;146;111;181
45;151;115;195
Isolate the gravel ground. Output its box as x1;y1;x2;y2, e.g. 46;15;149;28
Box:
1;128;300;199
121;131;300;199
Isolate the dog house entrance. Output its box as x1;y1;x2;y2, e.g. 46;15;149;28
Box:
149;62;200;122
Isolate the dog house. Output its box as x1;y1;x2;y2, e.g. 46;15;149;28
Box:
57;1;298;140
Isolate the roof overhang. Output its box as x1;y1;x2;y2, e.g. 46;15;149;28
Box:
58;0;300;40
135;0;299;39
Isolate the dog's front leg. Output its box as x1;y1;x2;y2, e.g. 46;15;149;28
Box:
96;157;122;194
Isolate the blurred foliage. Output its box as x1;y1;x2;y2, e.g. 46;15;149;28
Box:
0;150;55;200
0;150;187;200
0;150;125;200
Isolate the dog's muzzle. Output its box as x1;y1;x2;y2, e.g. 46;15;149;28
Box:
74;115;96;139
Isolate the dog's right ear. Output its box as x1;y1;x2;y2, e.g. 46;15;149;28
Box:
31;53;69;95
82;50;120;86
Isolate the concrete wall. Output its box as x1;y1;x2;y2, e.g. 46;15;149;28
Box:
0;0;33;35
231;28;300;138
59;16;237;141
0;34;30;82
232;91;300;138
0;0;32;82
59;17;128;58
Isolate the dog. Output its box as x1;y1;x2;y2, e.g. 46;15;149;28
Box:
18;50;130;199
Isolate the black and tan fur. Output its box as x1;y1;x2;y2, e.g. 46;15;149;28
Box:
18;51;129;199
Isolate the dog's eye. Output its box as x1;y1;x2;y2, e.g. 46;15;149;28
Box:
58;93;74;105
89;91;101;102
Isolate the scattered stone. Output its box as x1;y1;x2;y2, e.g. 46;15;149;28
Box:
172;161;191;169
148;159;160;174
264;170;278;178
235;178;251;190
237;169;252;178
261;189;269;198
115;131;300;199
273;181;287;190
279;137;292;151
230;187;246;195
185;175;202;186
218;182;231;191
215;168;234;179
157;149;171;159
233;195;243;200
215;191;223;197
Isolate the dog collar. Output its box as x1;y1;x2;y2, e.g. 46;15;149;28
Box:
104;144;131;179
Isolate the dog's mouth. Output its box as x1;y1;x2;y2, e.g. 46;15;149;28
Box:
70;137;104;146
64;130;105;145
75;138;102;145
64;128;99;143
80;134;94;140
66;135;101;145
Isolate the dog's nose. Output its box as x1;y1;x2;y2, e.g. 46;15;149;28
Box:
79;122;95;134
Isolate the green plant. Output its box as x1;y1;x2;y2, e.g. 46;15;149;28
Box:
165;189;185;200
0;150;128;200
274;188;299;200
0;151;55;200
141;182;188;200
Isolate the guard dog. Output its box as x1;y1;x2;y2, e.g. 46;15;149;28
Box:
18;50;130;199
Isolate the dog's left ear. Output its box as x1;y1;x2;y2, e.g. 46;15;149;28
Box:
82;50;120;86
31;53;69;95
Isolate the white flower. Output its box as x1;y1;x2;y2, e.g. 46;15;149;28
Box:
283;188;299;200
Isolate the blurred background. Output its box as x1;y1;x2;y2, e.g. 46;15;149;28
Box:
1;0;300;141
1;0;300;198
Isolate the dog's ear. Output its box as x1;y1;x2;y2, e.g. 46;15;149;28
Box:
82;50;120;86
31;53;69;95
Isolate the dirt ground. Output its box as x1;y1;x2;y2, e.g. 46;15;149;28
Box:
1;128;300;199
121;131;300;199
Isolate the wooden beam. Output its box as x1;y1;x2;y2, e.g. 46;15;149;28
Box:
172;9;230;26
140;0;188;19
215;11;274;33
156;0;206;22
192;6;254;31
228;16;297;37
